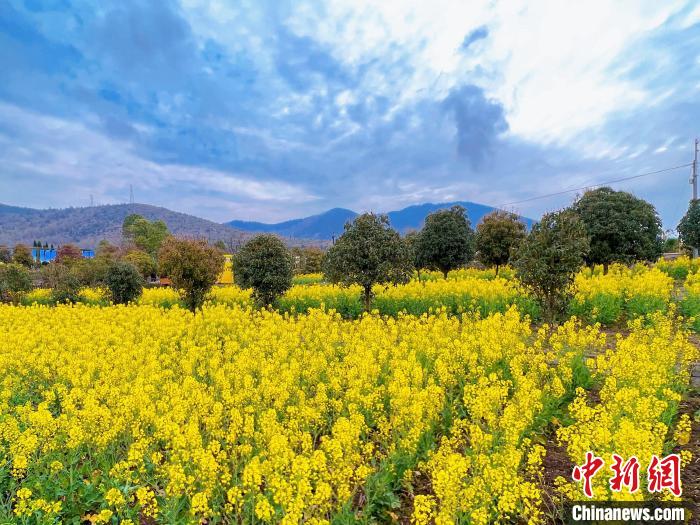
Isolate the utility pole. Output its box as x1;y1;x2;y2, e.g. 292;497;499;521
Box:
692;138;698;200
691;139;698;257
129;184;134;205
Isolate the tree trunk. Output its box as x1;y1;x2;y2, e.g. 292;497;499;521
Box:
363;286;372;312
442;269;449;280
495;264;500;276
603;262;609;275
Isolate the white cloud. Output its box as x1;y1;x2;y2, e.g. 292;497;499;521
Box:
0;104;318;217
197;0;686;149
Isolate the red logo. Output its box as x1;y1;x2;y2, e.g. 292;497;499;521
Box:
572;452;682;498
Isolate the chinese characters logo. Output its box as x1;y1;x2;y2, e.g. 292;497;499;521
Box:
572;452;681;498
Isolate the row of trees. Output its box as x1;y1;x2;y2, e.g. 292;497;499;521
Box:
230;187;668;321
4;187;696;321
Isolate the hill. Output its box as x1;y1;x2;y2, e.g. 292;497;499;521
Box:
227;201;534;240
228;208;357;240
0;203;251;249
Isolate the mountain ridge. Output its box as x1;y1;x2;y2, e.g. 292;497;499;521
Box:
227;201;534;240
0;203;252;249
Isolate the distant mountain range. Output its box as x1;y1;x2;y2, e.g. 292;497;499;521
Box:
227;201;534;240
0;200;534;249
0;203;251;249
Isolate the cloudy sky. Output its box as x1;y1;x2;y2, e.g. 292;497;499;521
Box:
1;0;699;229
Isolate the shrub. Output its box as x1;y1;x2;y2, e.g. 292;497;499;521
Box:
106;261;143;304
158;238;225;312
233;235;293;306
72;257;111;287
0;263;32;303
572;187;662;272
475;210;527;275
123;250;157;279
415;206;474;278
12;243;34;268
323;213;413;311
51;265;81;304
513;210;590;322
0;245;11;263
56;244;83;265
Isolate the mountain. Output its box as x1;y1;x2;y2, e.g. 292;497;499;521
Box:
227;202;534;240
0;203;252;248
228;208;357;240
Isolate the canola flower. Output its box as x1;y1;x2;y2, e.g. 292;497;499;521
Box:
655;255;700;281
0;303;645;524
417;266;516;282
20;261;700;329
556;312;699;502
291;273;325;285
569;264;673;325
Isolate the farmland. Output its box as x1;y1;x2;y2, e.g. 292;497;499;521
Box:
1;259;698;524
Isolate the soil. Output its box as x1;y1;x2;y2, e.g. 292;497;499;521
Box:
674;387;700;524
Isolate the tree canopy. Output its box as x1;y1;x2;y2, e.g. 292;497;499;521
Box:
513;209;590;321
572;187;662;271
233;235;293;306
56;244;82;265
106;261;143;305
323;213;412;311
415;205;474;278
678;199;700;254
475;210;527;274
158;237;225;312
122;214;170;257
0;264;32;303
290;246;325;274
12;244;33;268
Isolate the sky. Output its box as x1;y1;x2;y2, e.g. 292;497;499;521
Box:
1;0;699;230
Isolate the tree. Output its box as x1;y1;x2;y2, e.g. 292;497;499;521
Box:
475;210;527;275
214;240;227;251
323;213;413;311
290;246;325;274
106;262;143;304
233;235;293;306
42;264;81;304
403;230;423;278
56;244;83;265
0;264;32;303
512;210;590;322
158;238;225;311
415;205;474;278
0;245;11;263
72;258;110;287
572;187;662;273
123;250;157;279
12;244;34;268
663;237;680;253
678;200;700;256
122;214;170;257
97;239;121;260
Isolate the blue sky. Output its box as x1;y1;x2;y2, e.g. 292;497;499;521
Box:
1;0;699;229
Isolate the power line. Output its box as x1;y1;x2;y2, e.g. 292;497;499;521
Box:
498;162;693;208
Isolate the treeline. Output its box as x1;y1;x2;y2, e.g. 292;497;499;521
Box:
0;214;224;310
4;187;700;321
226;187;683;321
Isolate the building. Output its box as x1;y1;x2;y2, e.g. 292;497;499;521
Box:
32;247;95;263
